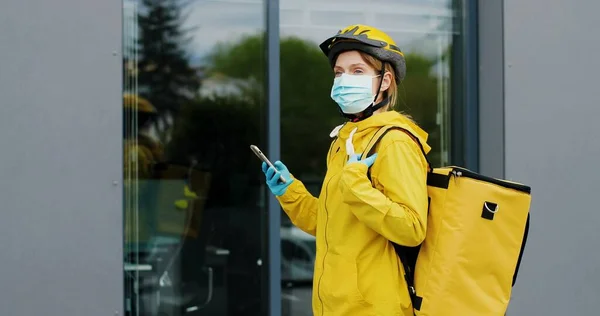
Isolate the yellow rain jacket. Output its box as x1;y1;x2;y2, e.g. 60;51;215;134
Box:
277;111;430;316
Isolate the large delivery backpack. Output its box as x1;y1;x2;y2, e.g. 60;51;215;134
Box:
362;125;531;316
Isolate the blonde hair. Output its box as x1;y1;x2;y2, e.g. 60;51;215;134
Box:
359;51;398;111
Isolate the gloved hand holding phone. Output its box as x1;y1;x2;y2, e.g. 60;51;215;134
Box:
262;161;293;196
250;144;294;196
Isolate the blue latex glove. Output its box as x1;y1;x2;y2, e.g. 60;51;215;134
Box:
347;153;378;168
262;161;294;196
345;128;377;169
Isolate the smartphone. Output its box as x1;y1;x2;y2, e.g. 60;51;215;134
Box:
250;145;287;183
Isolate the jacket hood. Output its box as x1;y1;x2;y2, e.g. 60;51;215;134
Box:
331;111;432;154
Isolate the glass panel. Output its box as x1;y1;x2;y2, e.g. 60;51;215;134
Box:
279;0;464;315
123;0;266;315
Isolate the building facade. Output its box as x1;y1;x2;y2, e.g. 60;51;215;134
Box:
0;0;598;315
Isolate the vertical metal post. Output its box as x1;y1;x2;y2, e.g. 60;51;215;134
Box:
464;0;480;171
266;0;281;315
451;0;479;171
478;0;505;179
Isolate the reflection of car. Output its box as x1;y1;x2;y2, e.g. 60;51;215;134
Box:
281;226;316;284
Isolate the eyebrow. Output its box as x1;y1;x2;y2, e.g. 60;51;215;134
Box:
334;62;367;69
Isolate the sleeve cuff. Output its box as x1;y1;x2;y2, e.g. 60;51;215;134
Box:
276;177;303;203
343;162;369;174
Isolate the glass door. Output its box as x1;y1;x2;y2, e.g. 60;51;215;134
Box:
122;0;268;315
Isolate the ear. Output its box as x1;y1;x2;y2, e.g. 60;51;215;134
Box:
379;71;393;93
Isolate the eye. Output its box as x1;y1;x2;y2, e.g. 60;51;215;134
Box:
334;71;343;77
353;69;364;75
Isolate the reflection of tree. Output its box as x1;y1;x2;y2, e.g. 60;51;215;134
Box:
166;96;263;206
166;96;267;316
129;0;201;137
398;55;442;165
207;34;341;176
169;33;442;184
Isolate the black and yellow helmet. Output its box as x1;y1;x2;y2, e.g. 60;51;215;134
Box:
319;24;406;83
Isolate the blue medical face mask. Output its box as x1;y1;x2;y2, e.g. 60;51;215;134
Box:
330;73;380;114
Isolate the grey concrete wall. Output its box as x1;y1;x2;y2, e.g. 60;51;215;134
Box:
503;0;600;314
0;0;124;315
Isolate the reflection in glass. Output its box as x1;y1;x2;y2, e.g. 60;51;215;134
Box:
278;0;464;315
123;0;266;315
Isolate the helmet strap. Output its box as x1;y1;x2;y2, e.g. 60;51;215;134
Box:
340;64;388;122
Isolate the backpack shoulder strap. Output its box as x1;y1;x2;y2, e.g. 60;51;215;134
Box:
361;125;430;311
362;125;432;172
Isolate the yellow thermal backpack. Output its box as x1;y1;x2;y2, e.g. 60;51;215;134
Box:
363;125;531;316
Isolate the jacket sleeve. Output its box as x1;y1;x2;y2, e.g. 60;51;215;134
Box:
276;178;318;236
338;137;428;247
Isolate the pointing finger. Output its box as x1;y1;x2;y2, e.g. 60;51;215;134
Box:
274;160;285;170
364;153;378;167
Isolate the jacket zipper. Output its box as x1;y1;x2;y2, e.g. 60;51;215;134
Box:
317;175;334;315
317;138;342;315
450;166;531;193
